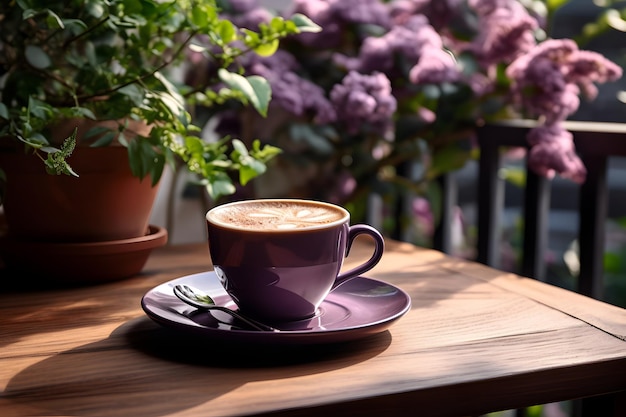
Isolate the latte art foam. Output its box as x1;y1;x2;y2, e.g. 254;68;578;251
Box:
210;201;345;230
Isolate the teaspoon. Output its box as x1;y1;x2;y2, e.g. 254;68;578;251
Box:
173;284;278;332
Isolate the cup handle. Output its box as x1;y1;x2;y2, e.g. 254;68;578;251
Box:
332;224;385;290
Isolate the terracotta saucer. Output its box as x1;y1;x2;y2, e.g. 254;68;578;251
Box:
0;225;167;286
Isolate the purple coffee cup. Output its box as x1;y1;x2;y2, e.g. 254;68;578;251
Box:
206;199;385;322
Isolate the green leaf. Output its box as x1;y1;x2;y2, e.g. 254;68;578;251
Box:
205;173;236;200
0;103;8;120
289;13;322;33
153;72;187;120
20;7;38;20
126;137;165;185
23;133;50;148
231;139;249;156
242;29;260;45
218;69;272;116
184;135;206;155
230;139;272;185
127;139;143;178
27;97;52;119
216;20;237;43
45;10;65;29
72;106;97;120
85;0;105;18
253;39;279;57
244;76;272;117
25;45;51;69
239;163;265;185
250;140;282;160
117;132;129;147
148;153;166;186
118;84;145;106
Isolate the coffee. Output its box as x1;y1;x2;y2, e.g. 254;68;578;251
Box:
208;200;346;230
206;199;384;321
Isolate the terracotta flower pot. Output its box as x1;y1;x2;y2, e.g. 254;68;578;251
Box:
0;146;159;242
0;135;168;283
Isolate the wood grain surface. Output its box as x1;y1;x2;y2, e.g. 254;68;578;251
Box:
1;239;625;417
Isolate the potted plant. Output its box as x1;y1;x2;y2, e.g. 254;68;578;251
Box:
0;0;319;282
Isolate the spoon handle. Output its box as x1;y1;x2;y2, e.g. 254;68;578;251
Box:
209;305;278;332
173;284;277;332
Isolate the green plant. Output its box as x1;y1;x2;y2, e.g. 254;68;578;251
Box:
0;0;319;198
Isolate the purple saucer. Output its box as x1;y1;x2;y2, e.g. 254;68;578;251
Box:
141;271;411;345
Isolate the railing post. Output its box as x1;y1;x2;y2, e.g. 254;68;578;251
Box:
477;138;505;268
433;173;457;254
521;169;551;280
578;153;608;299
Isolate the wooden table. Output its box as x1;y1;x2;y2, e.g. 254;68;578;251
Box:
1;239;625;417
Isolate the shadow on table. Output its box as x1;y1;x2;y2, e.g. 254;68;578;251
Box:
126;317;393;368
2;317;392;417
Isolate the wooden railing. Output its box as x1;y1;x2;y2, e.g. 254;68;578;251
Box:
435;119;626;301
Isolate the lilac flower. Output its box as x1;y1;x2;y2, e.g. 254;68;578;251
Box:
409;48;460;85
334;15;452;76
526;123;586;183
329;71;397;136
507;39;577;123
566;50;623;99
507;39;622;124
512;56;581;123
468;0;539;67
333;13;462;86
395;15;443;59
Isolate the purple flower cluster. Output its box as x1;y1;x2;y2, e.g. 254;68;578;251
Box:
526;123;586;183
506;39;621;124
409;47;460;85
468;0;538;67
328;71;397;136
507;39;621;181
333;14;460;86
